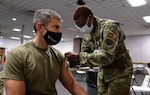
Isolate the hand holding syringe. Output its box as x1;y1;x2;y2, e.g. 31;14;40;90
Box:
64;52;80;68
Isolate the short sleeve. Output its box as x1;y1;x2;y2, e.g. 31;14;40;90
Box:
2;51;24;80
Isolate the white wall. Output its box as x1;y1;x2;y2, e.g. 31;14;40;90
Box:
53;40;73;55
125;35;150;63
1;35;150;63
0;39;73;56
0;39;20;55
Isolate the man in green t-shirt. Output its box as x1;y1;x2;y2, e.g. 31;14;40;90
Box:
1;9;87;95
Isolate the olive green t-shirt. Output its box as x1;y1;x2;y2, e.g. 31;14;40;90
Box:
2;41;64;95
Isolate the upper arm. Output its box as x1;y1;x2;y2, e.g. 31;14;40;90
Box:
3;79;26;95
2;52;24;80
91;21;120;65
101;21;120;55
59;60;75;90
81;34;94;53
79;21;120;66
58;61;87;95
2;51;25;95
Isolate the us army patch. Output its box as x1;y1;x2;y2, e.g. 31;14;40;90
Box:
108;27;118;41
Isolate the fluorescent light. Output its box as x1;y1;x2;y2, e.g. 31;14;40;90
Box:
76;35;79;38
24;35;32;38
12;18;17;21
127;0;146;7
61;38;64;41
13;28;21;32
11;37;20;40
0;36;3;38
33;30;36;35
143;16;150;23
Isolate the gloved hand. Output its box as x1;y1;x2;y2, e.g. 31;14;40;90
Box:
65;52;79;61
64;52;80;68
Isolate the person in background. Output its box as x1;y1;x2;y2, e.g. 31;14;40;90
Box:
65;5;133;95
1;9;87;95
148;63;150;68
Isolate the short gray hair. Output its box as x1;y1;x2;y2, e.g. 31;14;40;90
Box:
33;9;62;29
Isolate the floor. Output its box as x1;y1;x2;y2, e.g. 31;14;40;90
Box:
56;71;149;95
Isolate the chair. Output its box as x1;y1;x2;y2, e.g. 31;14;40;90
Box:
86;69;98;88
137;64;144;73
130;75;150;95
76;67;90;81
133;64;144;74
131;74;144;95
131;75;140;85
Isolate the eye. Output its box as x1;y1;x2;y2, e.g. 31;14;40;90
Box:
76;21;86;28
54;25;61;30
76;19;87;27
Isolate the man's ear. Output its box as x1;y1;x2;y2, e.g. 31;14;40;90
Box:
36;22;43;30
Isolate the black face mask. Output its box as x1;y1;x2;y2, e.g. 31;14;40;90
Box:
43;30;62;45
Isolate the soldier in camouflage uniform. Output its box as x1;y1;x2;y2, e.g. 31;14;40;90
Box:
65;5;133;95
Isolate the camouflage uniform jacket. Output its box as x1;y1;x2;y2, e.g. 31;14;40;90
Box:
79;16;133;82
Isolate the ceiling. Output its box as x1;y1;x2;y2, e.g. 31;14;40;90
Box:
0;0;150;42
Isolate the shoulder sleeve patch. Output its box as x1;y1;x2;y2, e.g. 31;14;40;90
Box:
101;21;119;54
108;28;118;41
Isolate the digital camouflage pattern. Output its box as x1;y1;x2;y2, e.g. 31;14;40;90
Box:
97;74;132;95
0;71;3;95
79;16;133;95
